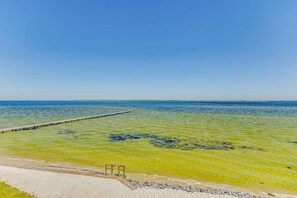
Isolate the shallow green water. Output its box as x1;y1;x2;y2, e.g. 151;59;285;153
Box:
0;101;297;194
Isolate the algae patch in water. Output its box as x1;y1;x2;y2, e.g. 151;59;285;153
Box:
151;137;235;150
57;130;76;135
109;133;235;151
109;133;157;141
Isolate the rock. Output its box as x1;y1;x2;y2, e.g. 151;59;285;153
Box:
267;193;276;197
127;180;263;198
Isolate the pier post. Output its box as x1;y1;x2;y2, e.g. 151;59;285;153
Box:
117;165;126;178
105;164;116;175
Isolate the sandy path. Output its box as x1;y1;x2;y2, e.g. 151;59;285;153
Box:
0;165;235;198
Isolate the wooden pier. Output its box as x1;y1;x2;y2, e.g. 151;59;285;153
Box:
0;110;132;134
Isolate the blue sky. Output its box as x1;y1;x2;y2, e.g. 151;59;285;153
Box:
0;0;296;100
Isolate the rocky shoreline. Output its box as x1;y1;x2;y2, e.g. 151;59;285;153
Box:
127;179;265;198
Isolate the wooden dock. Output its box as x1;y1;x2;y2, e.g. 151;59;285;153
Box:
0;110;132;134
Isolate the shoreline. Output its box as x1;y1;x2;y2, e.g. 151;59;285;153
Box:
0;165;238;198
1;156;295;198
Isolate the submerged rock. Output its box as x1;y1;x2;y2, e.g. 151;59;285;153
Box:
57;130;75;135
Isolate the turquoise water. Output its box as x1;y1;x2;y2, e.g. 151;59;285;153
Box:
0;101;297;195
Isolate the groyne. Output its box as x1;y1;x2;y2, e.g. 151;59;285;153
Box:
0;110;132;133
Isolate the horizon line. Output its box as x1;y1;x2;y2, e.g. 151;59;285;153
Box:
1;99;297;102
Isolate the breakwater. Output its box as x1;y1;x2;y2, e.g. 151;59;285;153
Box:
0;110;132;133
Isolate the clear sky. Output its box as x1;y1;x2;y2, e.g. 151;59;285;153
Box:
0;0;296;100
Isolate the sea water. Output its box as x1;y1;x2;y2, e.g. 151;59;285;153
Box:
0;101;296;194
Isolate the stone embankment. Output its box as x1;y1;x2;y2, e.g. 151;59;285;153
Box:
128;179;264;198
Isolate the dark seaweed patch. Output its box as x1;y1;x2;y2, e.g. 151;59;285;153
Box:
286;141;297;145
238;146;264;151
109;133;157;142
151;138;234;150
57;130;75;135
151;137;182;149
109;133;235;151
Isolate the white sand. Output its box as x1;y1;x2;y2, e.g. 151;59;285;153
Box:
0;165;235;198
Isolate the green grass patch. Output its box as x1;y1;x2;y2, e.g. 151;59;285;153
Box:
0;182;34;198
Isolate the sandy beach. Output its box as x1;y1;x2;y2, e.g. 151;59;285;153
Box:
0;165;238;198
0;155;269;198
